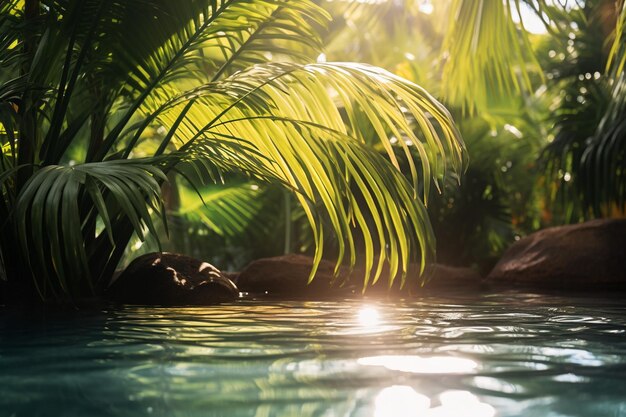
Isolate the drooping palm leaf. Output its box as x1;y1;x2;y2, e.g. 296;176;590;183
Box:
99;0;331;160
15;159;166;299
440;0;545;112
149;62;465;286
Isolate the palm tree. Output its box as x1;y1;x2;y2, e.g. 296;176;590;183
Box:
0;0;465;302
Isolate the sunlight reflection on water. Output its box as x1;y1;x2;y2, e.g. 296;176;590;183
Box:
358;306;381;327
358;355;478;374
374;386;430;417
374;386;495;417
2;293;626;417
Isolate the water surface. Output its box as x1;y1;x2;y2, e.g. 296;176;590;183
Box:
2;291;626;417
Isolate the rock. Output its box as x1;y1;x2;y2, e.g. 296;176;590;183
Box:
236;254;356;297
355;262;482;294
222;271;240;283
236;254;482;298
486;218;626;290
419;264;483;290
107;252;239;305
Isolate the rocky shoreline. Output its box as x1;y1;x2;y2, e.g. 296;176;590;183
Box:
105;218;626;306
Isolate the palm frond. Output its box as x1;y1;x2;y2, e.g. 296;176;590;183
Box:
100;0;331;161
537;1;623;221
15;159;166;299
175;180;265;237
4;0;468;300
158;63;465;193
581;72;626;217
607;0;625;77
154;62;465;287
441;0;545;112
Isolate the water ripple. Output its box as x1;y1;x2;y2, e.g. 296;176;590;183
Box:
2;292;626;416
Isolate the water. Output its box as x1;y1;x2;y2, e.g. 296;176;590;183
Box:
2;291;626;417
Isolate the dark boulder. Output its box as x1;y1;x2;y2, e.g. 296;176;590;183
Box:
357;262;482;294
236;254;356;297
486;218;626;290
236;254;482;298
419;264;483;290
107;252;239;305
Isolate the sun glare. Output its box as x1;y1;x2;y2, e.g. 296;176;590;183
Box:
362;355;492;416
358;355;478;374
374;386;495;417
358;306;381;327
374;386;431;417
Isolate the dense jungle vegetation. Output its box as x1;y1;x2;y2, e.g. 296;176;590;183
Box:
0;0;624;302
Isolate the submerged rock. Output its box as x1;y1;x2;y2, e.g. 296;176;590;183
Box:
487;218;626;290
235;254;482;298
107;252;239;305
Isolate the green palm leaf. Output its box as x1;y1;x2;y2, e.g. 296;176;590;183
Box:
441;0;542;112
155;62;465;287
101;0;331;160
175;180;265;237
607;1;626;78
15;159;166;299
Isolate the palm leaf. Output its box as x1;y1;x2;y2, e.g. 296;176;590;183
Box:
153;62;465;287
175;179;265;237
537;1;622;220
581;73;626;217
440;0;545;112
99;0;331;160
607;0;626;78
15;159;166;298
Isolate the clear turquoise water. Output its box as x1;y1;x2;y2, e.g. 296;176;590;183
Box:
2;291;626;417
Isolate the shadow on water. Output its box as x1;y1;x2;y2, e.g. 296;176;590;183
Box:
2;291;626;417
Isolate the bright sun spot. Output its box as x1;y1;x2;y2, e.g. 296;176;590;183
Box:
364;356;492;416
358;307;380;326
358;355;478;374
375;386;430;417
431;391;496;417
374;386;495;417
418;1;433;15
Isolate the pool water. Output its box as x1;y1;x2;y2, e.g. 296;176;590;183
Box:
2;291;626;417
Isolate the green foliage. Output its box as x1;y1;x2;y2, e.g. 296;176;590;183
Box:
4;0;623;302
428;115;543;271
537;0;625;221
0;0;465;302
440;0;540;112
318;0;625;267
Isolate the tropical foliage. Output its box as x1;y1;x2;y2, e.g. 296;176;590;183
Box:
2;0;624;302
0;0;465;302
127;0;626;275
320;0;626;265
539;0;626;221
